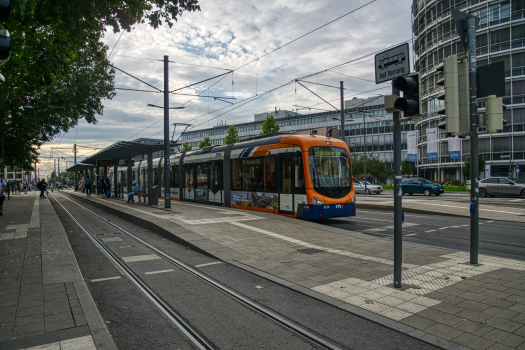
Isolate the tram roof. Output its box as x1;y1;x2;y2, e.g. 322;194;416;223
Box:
81;141;180;166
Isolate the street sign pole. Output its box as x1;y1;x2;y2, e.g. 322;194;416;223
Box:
393;84;403;288
467;15;480;264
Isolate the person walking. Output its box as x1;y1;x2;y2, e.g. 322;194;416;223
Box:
37;179;47;199
23;181;28;194
85;175;92;196
0;177;7;216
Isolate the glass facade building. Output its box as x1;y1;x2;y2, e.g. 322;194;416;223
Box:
413;0;525;180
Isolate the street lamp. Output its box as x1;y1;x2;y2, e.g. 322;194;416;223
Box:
355;109;382;196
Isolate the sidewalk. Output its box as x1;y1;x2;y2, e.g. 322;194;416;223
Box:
0;192;115;350
66;191;525;350
357;195;525;222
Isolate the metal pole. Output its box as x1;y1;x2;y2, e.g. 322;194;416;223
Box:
113;160;118;198
363;112;367;194
54;159;57;190
164;55;171;208
467;16;479;264
148;150;153;204
340;81;345;141
393;84;403;288
1;133;4;180
74;144;77;190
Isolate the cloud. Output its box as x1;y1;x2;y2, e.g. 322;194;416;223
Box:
40;0;413;174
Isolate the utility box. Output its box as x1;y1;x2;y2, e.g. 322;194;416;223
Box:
150;186;159;206
486;95;504;134
384;94;400;113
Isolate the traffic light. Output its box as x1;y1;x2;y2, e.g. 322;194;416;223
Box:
435;55;469;136
392;72;422;120
0;0;10;84
486;95;505;134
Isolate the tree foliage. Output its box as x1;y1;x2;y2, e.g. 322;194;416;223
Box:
198;137;212;149
402;159;416;176
224;125;240;145
1;0;201;171
351;154;393;184
260;116;280;135
462;155;486;178
181;142;192;152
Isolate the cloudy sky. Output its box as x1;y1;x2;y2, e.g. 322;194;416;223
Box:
40;0;413;175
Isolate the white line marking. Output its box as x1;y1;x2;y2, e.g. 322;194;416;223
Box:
405;234;418;237
91;276;121;282
195;262;222;268
438;227;449;230
119;246;132;248
121;254;160;263
425;230;436;233
145;269;174;275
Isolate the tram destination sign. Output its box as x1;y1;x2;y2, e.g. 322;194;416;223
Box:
375;43;410;84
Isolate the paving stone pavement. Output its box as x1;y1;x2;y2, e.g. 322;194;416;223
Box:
67;190;525;350
0;192;115;350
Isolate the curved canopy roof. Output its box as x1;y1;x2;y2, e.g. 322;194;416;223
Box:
80;141;179;166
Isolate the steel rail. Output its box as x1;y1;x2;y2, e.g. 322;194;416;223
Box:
54;193;343;350
50;194;214;350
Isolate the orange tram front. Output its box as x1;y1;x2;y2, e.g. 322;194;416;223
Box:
122;133;356;220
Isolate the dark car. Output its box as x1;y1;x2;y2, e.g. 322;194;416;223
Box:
479;177;525;197
401;178;444;196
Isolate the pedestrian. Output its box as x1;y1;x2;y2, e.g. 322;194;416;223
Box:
37;179;47;199
23;181;27;194
104;175;110;197
127;180;139;203
81;176;86;193
19;182;23;194
0;177;6;216
100;174;106;197
85;175;92;196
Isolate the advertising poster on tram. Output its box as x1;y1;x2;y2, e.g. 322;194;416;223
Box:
231;191;279;209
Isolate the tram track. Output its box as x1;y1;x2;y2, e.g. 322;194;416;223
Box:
51;192;344;350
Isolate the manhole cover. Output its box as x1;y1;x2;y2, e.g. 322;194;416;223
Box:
297;248;325;255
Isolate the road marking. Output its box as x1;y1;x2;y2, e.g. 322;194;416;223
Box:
122;254;160;263
450;225;462;228
145;269;174;275
195;262;223;268
101;237;123;242
119;246;132;248
485;220;495;223
364;228;388;232
425;230;436;233
461;224;469;227
438;227;449;230
91;276;121;283
405;234;418;236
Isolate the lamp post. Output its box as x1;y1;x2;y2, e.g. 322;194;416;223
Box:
355;109;381;195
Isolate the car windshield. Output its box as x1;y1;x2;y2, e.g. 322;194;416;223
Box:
309;147;351;196
510;178;525;183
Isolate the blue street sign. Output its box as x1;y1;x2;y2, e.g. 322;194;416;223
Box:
517;163;520;169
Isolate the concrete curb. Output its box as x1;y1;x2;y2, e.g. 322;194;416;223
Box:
357;203;471;218
62;192;468;350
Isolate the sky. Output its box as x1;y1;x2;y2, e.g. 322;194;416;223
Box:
39;0;414;176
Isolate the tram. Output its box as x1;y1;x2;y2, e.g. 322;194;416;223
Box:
116;133;355;220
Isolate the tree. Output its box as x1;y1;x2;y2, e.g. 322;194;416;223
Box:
199;137;213;149
462;155;486;179
351;154;393;184
1;0;201;171
402;159;416;176
181;142;192;152
260;116;280;135
224;126;240;144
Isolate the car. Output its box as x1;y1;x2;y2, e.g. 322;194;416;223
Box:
479;177;525;197
353;181;383;194
401;178;444;196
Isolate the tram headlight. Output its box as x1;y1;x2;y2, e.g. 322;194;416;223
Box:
312;196;323;205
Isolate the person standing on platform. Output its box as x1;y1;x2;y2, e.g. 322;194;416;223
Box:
0;177;7;216
104;175;110;197
85;175;92;196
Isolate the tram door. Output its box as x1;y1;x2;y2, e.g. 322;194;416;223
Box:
208;162;222;204
279;154;294;214
184;164;195;200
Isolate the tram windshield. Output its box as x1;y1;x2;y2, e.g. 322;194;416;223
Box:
309;147;351;197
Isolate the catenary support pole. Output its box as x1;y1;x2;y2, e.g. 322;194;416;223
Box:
54;159;57;190
364;111;367;195
340;81;345;140
113;160;118;198
164;55;171;208
127;156;132;201
74;144;77;190
148;149;153;204
467;16;479;264
393;84;403;288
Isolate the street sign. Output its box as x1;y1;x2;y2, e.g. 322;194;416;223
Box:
478;62;506;99
375;43;410;84
517;163;520;169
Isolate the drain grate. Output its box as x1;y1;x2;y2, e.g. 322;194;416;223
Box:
297;248;325;255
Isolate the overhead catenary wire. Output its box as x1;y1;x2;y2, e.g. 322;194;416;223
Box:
108;31;125;58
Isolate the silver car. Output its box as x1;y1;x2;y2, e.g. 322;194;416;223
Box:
353;181;383;195
479;177;525;197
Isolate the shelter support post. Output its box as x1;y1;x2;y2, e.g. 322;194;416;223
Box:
113;160;118;198
127;156;132;201
148;150;153;205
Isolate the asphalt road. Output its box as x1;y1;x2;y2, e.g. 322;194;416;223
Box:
50;193;439;350
323;208;525;261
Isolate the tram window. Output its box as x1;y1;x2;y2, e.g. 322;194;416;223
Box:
232;159;243;190
295;164;305;188
264;156;276;191
171;166;179;187
282;160;292;193
185;166;194;192
196;163;208;189
209;163;221;192
242;158;263;191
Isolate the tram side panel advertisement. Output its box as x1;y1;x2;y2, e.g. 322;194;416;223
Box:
230;191;279;211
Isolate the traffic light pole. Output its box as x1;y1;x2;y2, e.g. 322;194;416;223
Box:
393;85;403;288
467;16;479;264
340;81;345;141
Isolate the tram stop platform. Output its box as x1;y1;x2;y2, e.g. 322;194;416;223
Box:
0;192;116;350
66;190;525;350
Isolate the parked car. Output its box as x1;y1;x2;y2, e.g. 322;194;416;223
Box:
401;178;444;196
353;181;383;194
479;177;525;197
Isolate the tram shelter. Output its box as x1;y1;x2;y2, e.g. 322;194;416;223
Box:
75;141;178;204
65;163;96;190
